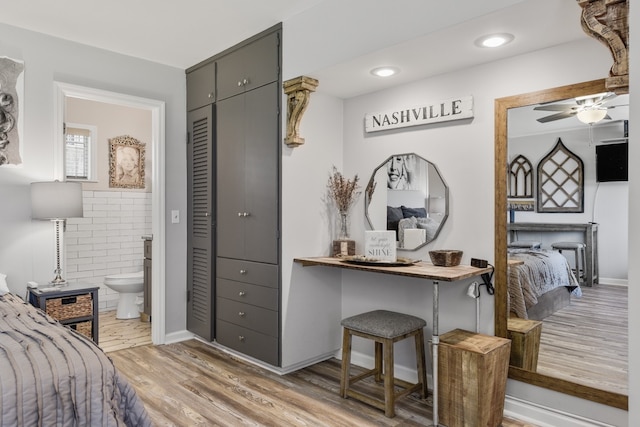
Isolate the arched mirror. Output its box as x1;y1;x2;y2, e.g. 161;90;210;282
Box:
365;153;448;250
495;79;628;410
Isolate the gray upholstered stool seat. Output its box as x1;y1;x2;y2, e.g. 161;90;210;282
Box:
339;310;427;418
508;240;541;249
551;241;586;284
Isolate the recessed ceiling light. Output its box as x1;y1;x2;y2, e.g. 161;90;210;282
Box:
474;33;514;48
370;66;399;77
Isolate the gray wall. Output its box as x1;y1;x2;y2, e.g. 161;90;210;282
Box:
0;23;187;334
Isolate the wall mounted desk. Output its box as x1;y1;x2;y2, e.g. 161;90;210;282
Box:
507;222;598;286
294;256;493;427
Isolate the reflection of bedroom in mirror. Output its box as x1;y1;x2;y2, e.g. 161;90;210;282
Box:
364;153;448;251
495;79;628;410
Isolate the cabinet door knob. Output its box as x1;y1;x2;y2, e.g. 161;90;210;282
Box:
237;81;243;87
238;335;245;342
238;311;246;317
204;212;210;217
243;212;250;217
239;291;246;297
237;212;243;217
208;92;214;98
243;78;249;85
239;269;247;275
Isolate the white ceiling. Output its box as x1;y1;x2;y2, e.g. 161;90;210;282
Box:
0;0;589;99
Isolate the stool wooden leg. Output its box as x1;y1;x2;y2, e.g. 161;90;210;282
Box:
340;328;352;398
374;341;383;382
415;329;427;399
383;338;395;417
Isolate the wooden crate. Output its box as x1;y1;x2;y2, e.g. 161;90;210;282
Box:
507;317;542;371
438;329;511;427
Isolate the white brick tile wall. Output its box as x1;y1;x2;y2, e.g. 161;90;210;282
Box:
65;190;152;312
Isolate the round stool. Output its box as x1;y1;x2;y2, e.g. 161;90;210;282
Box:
340;310;427;418
508;241;541;249
551;241;586;283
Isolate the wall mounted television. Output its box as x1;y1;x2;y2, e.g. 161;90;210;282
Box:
596;142;628;182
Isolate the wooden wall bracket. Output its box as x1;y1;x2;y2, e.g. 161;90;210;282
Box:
578;0;629;94
283;76;319;148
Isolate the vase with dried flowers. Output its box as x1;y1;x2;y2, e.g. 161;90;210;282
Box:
327;166;361;256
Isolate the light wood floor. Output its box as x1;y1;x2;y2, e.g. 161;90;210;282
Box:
109;340;539;426
98;310;151;353
537;284;628;395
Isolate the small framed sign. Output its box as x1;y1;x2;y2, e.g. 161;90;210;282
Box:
364;231;397;262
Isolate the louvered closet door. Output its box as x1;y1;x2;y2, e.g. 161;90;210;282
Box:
187;105;215;340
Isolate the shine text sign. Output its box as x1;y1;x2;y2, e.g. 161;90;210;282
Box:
364;96;473;133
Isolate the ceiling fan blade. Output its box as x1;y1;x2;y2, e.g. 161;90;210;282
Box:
533;104;577;112
536;111;577;123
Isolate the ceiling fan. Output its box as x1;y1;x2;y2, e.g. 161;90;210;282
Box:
534;92;624;124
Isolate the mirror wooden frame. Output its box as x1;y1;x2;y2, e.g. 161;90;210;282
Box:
494;78;628;410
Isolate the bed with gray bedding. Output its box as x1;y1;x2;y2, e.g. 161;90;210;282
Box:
0;292;151;426
508;249;582;320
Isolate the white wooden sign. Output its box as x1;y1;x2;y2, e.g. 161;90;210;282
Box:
364;96;473;133
364;231;397;262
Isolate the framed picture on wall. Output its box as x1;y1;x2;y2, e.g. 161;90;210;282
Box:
109;135;145;189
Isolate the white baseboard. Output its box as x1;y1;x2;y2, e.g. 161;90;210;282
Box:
504;396;618;427
163;329;195;344
598;277;628;287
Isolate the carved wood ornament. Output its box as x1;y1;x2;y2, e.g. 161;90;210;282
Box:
283;76;319;148
578;0;629;94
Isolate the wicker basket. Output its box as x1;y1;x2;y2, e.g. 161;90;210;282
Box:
46;294;93;321
69;321;93;339
429;250;463;267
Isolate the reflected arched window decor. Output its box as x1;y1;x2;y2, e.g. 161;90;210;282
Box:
537;138;584;213
508;154;534;211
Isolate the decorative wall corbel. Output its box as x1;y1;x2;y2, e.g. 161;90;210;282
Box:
283;76;319;148
578;0;629;94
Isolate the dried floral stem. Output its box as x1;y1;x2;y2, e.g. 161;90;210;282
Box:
327;166;361;214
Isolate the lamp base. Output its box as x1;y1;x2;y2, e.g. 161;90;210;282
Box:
49;273;68;287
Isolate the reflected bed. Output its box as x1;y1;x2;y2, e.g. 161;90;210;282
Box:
508;249;581;320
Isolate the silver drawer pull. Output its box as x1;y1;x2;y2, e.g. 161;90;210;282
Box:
239;269;247;275
239;291;246;297
238;335;245;342
238;311;245;317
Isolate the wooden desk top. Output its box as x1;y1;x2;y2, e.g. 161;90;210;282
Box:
294;256;493;282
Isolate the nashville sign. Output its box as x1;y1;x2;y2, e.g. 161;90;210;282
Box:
364;96;473;133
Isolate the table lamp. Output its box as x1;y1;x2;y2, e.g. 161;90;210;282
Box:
30;181;84;286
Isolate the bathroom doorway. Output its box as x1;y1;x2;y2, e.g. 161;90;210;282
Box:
54;82;166;350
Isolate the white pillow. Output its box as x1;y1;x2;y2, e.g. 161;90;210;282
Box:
0;273;9;295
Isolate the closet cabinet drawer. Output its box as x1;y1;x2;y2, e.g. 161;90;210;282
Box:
216;320;279;366
217;278;278;310
217;297;278;337
217;257;278;288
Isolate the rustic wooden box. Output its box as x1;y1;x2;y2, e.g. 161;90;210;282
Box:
507;317;542;371
438;329;511;427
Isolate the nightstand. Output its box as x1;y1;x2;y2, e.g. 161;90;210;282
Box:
28;284;99;344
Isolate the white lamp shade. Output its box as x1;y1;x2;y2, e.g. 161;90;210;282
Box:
31;181;84;220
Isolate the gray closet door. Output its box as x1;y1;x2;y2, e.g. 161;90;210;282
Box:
187;105;215;340
244;82;279;264
216;31;280;101
216;82;279;264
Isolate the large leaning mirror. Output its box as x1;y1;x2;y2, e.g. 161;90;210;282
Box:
495;79;628;410
365;153;448;250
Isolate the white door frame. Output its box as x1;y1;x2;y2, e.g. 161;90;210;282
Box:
53;82;166;344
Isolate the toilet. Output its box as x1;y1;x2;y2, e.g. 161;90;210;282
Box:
104;271;144;319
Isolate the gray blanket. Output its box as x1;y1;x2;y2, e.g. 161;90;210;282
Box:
508;249;581;319
0;293;151;426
